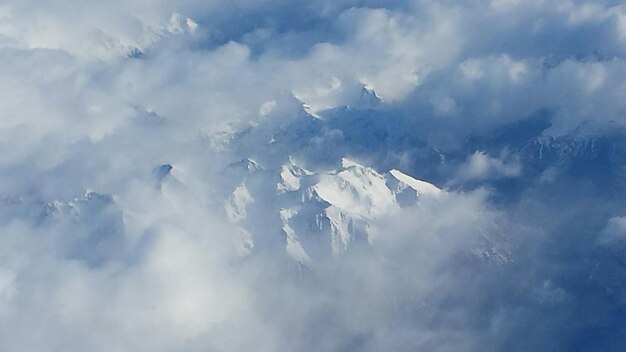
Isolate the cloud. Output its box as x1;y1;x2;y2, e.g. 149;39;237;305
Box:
455;151;521;182
0;0;625;351
600;216;626;245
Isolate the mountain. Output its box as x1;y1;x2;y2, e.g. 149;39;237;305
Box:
224;156;445;264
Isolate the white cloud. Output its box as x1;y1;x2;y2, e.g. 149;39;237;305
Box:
600;216;626;245
456;151;522;182
0;0;625;350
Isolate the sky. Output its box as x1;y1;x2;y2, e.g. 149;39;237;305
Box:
1;1;626;351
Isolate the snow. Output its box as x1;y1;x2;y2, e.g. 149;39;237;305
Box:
276;157;312;193
280;208;310;264
389;169;442;197
223;155;441;264
312;159;396;218
356;85;383;108
325;205;354;255
225;183;254;223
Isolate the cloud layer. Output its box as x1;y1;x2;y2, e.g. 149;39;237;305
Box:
1;1;626;351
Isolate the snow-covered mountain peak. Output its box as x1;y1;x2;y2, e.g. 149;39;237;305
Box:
388;169;442;197
385;169;442;207
356;85;383;109
340;157;364;170
225;156;442;263
301;103;321;119
225;183;254;223
227;158;264;174
277;156;312;193
310;159;396;218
